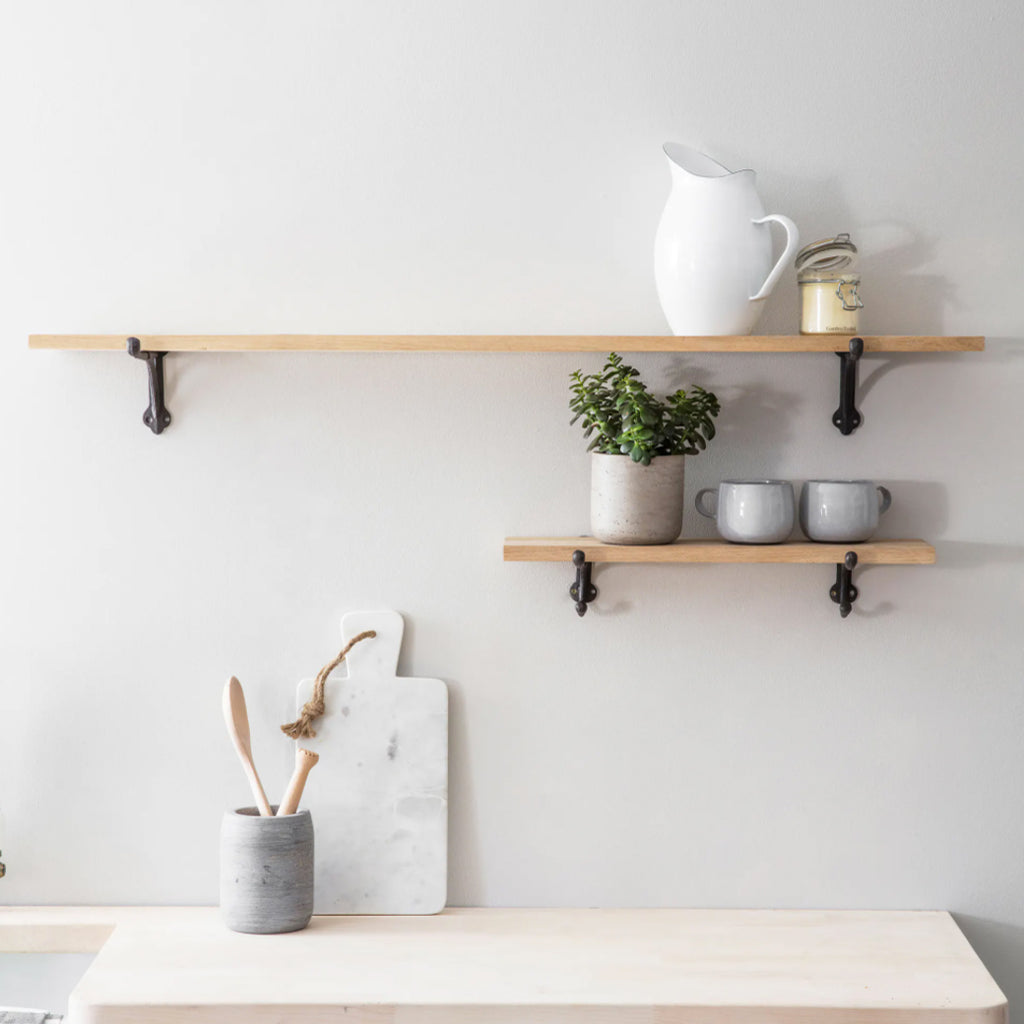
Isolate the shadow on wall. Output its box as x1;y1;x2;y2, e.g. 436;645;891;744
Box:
878;480;950;538
840;481;1024;618
859;338;1024;406
396;616;482;906
858;221;950;335
954;915;1023;1016
835;485;1024;571
751;170;952;335
981;337;1024;362
936;541;1024;570
877;482;1024;569
713;380;798;461
444;676;484;905
662;356;799;468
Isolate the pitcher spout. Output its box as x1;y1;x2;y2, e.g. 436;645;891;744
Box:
663;143;733;178
663;143;755;187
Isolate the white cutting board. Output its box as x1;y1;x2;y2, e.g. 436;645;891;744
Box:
295;610;448;915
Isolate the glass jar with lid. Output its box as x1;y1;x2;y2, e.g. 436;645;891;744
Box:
796;233;863;334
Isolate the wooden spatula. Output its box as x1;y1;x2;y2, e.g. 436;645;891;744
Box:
222;676;273;817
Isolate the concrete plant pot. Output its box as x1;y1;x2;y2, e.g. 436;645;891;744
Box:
590;452;685;544
220;807;314;934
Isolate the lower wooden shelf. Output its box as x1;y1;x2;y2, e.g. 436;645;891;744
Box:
503;537;936;618
504;537;935;564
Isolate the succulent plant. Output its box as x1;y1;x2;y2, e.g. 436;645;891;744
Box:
569;352;720;466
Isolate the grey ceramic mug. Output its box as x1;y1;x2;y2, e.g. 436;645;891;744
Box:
220;807;314;934
799;480;892;542
695;480;795;544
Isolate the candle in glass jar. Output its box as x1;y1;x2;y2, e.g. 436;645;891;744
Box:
800;275;861;334
795;234;863;335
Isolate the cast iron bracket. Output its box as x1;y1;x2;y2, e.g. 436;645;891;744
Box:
127;337;171;435
832;336;864;435
565;547;862;619
829;550;859;618
569;549;597;617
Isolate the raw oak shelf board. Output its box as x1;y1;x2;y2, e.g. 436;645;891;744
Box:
27;332;984;438
504;537;937;564
28;333;985;352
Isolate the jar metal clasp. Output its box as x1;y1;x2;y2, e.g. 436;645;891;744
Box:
836;279;864;312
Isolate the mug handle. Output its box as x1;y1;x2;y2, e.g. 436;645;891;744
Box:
877;485;892;515
695;488;718;519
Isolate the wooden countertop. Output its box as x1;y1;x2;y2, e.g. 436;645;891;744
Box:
0;907;1007;1024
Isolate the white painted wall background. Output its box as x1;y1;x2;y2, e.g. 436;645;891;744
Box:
2;0;1023;1011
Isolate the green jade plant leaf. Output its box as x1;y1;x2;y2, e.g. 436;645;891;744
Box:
569;352;721;466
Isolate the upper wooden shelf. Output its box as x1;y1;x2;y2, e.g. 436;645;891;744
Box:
28;333;984;437
504;537;936;564
28;334;985;353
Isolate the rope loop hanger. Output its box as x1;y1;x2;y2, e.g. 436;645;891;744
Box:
280;630;377;739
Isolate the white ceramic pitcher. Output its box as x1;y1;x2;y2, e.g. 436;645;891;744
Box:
654;144;799;336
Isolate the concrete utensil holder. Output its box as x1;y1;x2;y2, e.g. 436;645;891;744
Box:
220;807;314;934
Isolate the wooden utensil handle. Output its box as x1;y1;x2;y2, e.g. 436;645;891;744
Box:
247;764;274;817
278;749;320;816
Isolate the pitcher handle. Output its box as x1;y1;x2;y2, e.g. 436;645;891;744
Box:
749;214;800;302
876;485;892;515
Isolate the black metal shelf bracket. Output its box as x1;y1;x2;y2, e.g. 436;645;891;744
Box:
563;547;868;618
569;549;598;617
127;337;172;435
829;550;859;618
832;336;864;435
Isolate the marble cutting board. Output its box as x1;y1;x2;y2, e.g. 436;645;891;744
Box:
295;609;448;915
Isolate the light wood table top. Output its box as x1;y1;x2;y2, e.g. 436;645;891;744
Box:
0;906;1007;1024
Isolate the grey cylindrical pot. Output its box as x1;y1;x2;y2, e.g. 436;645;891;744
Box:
220;807;314;934
590;452;685;545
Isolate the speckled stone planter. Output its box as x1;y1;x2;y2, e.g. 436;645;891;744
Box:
220;807;314;934
590;452;686;545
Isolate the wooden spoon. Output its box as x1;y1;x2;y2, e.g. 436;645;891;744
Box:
222;676;273;817
278;748;320;816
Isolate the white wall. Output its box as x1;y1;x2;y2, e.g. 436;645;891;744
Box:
2;0;1023;1010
